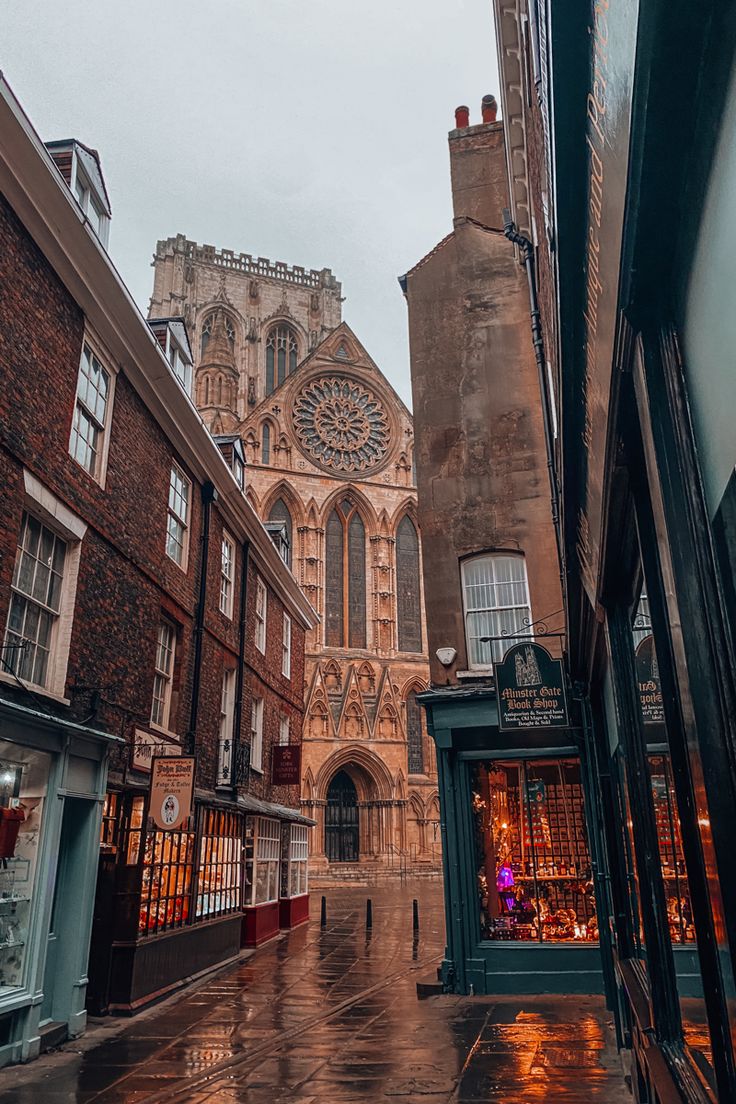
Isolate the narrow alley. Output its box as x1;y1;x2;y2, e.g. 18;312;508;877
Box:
0;885;628;1103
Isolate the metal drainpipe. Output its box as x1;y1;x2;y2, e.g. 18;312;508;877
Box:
502;209;565;586
232;539;250;792
186;480;216;756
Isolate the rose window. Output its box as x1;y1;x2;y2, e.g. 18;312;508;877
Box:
293;377;390;472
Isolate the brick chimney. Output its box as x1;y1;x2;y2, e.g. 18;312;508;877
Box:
449;95;507;230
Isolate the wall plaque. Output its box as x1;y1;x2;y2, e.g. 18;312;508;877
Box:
149;756;195;831
635;634;664;724
494;643;569;731
272;745;301;787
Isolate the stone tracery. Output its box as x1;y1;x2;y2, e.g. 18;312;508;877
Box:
293;376;390;473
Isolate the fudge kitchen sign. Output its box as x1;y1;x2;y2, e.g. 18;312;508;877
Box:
495;643;569;731
149;756;195;831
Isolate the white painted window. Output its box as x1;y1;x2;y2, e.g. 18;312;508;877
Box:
288;824;309;897
250;697;264;772
217;668;236;786
282;613;291;679
255;577;267;653
461;554;532;667
279;714;290;747
151;619;176;730
166;465;190;568
220;533;235;618
168;335;192;395
69;342;112;481
3;513;66;690
252;816;280;904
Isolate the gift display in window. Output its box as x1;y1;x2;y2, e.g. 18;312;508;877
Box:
0;743;51;993
648;754;695;943
195;809;243;919
473;759;597;942
139;827;194;934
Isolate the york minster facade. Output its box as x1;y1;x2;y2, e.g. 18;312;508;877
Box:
150;235;439;877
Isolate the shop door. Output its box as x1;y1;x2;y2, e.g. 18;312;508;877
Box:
41;798;94;1026
325;771;359;862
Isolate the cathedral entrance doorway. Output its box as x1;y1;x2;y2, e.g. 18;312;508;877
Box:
325;770;359;862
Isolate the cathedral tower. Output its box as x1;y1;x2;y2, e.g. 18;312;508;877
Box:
150;237;438;879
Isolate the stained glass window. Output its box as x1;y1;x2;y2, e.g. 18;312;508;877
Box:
325;503;366;649
406;690;424;774
265;325;298;395
262;423;271;465
396;516;421;652
325;510;344;647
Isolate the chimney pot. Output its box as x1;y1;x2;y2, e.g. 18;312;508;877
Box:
454;105;470;129
481;94;498;123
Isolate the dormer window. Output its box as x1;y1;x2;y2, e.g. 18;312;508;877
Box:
74;173;105;238
47;139;112;248
167;333;192;395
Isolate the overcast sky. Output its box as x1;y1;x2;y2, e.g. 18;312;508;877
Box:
3;0;499;406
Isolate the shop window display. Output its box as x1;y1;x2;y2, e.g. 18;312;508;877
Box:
287;824;309;898
473;758;597;942
244;816;280;905
195;808;243;919
648;754;695;943
0;742;51;994
139;826;195;934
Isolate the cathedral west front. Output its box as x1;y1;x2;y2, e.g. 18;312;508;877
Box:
149;235;439;879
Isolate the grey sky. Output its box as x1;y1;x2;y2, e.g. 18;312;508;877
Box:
3;0;498;405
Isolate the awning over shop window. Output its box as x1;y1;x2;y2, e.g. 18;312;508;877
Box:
237;793;315;827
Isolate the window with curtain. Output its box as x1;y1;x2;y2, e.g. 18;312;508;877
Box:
268;499;292;567
406;690;425;774
396;515;421;652
265;325;298;394
261;423;271;465
461;554;531;666
325;500;366;648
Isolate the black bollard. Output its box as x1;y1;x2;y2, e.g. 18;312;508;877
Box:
366;897;373;930
320;894;327;927
412;898;419;933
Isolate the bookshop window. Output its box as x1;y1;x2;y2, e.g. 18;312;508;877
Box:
139;824;195;935
648;754;695;943
472;758;597;943
288;824;309;898
195;808;243;919
245;816;280;905
100;792;118;853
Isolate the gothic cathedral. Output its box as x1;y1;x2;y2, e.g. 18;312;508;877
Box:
149;235;440;878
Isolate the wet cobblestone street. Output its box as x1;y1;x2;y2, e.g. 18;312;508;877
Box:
0;884;629;1103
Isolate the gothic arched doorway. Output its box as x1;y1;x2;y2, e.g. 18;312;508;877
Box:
325;770;359;862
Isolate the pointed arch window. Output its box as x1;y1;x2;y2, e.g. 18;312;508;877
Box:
268;498;292;567
265;325;298;395
396;515;422;652
201;312;235;355
325;500;366;649
406;690;425;775
261;423;271;465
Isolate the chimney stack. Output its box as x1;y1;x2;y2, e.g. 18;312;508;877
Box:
448;93;507;230
454;105;470;129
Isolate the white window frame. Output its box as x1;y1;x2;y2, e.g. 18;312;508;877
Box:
71;159;110;247
250;816;280;905
250;696;264;772
220;532;235;618
151;619;176;732
255;577;267;654
279;714;290;747
69;338;116;486
166;464;191;570
0;473;86;702
217;667;236;786
461;553;532;668
166;330;192;395
282;613;291;679
287;824;309;898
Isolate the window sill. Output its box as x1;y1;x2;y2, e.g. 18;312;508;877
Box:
149;722;180;743
0;670;71;706
456;669;494;681
250;765;263;775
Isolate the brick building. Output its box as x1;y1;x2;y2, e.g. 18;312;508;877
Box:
0;75;316;1064
400;99;601;994
150;236;440;880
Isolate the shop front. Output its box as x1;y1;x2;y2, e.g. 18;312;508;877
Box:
240;796;313;947
0;696;117;1067
422;686;606;996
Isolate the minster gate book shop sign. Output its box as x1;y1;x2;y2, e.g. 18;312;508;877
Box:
494;643;569;731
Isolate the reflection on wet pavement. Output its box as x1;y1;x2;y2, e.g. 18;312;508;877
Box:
0;883;629;1102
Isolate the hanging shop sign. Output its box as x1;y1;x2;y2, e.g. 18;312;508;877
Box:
494;643;569;731
132;728;181;773
272;745;301;786
635;634;664;724
149;756;195;831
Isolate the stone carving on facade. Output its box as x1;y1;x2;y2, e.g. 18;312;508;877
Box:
293;377;390;473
